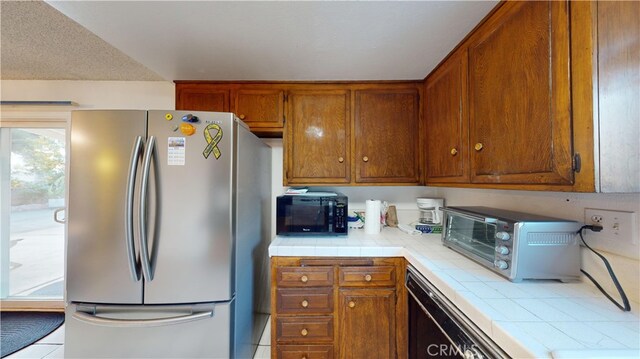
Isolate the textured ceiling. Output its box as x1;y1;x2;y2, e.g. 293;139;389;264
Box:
2;1;498;82
0;0;164;81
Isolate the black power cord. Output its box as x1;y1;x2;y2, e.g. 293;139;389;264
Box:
577;225;631;312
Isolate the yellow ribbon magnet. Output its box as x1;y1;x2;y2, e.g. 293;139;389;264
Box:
203;124;223;159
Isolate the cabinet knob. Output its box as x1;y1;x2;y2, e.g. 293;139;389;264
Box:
450;148;458;156
300;328;309;337
301;300;309;308
239;114;246;120
348;301;356;308
300;275;308;283
362;156;369;162
364;274;372;282
474;143;484;151
338;156;344;163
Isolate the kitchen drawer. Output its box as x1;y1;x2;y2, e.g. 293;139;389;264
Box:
276;288;333;314
276;316;334;343
275;344;334;359
276;266;334;287
338;266;396;287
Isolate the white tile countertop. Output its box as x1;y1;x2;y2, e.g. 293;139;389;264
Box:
269;228;640;359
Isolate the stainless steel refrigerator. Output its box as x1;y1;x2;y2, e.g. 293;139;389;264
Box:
65;110;271;358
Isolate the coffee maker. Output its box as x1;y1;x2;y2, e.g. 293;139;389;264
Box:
416;198;444;225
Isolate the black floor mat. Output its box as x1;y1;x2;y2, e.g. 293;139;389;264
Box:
0;311;64;358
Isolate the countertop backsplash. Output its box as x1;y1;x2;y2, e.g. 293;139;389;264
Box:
264;138;640;304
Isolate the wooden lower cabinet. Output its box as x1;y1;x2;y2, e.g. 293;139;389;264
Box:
276;345;334;359
271;257;406;359
276;316;334;343
338;289;396;359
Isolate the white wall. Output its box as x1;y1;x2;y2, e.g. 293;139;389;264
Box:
1;80;175;109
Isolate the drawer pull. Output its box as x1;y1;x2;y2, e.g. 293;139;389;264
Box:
301;300;309;308
300;328;309;336
338;156;344;163
300;275;308;283
364;274;372;282
348;301;356;308
362;156;369;162
474;143;484;151
239;114;246;120
450;148;458;156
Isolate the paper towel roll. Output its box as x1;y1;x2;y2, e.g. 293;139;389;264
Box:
365;200;382;234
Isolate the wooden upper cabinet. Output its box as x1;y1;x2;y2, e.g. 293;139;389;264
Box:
425;48;469;183
467;0;573;185
231;88;284;133
175;83;284;137
285;89;351;185
175;85;229;112
354;89;420;184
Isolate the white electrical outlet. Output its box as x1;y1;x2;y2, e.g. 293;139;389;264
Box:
583;209;638;256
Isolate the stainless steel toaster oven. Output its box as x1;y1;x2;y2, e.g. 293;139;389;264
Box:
441;206;582;282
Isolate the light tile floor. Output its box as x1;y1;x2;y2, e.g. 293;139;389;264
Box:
6;317;271;359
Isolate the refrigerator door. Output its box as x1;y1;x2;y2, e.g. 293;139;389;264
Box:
67;110;146;304
143;111;235;304
65;302;231;358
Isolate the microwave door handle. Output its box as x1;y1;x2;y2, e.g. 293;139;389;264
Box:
125;136;143;282
139;135;155;281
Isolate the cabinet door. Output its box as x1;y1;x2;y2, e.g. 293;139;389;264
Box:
338;289;396;359
468;1;573;184
425;48;469;183
285;90;350;184
175;87;229;112
354;89;420;184
232;88;284;129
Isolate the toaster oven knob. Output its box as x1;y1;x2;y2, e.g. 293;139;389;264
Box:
494;259;509;270
495;245;510;255
495;231;511;241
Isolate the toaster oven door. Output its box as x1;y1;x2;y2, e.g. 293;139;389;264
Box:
442;212;501;264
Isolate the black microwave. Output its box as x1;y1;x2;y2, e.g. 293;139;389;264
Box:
276;193;348;236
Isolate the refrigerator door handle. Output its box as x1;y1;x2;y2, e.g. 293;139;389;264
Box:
139;135;155;281
125;136;144;281
72;310;213;328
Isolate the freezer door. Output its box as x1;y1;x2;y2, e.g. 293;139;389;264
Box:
65;302;231;358
143;111;235;303
67;110;146;304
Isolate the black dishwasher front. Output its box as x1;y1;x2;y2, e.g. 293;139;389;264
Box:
406;266;508;359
